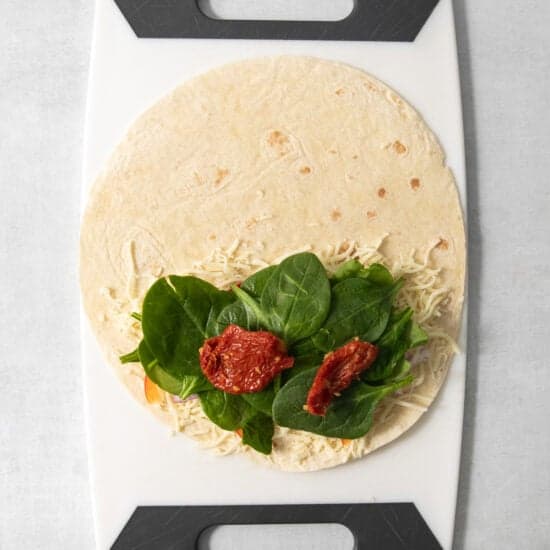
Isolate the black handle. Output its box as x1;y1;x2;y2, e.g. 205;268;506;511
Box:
112;503;442;549
113;0;440;41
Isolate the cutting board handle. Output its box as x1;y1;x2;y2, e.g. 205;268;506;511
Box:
112;503;442;549
113;0;440;41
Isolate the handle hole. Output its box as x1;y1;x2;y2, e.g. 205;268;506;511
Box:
198;0;355;22
198;523;355;550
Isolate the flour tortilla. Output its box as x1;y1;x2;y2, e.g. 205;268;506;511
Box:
80;56;465;471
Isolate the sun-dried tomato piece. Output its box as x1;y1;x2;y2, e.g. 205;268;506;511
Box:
199;324;294;394
306;340;379;416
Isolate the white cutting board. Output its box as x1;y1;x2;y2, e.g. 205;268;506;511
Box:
82;0;467;547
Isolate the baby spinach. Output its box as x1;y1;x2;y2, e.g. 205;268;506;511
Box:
272;368;413;439
199;391;251;431
363;308;426;383
232;253;331;344
409;321;428;348
306;277;399;353
119;251;429;454
139;339;211;398
242;385;276;417
200;390;274;454
217;266;277;332
141;276;234;386
332;261;394;287
242;413;274;455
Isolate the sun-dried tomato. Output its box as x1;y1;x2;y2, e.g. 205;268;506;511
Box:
306;339;379;416
199;324;294;394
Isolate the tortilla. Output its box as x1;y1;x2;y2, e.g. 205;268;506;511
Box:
80;56;465;471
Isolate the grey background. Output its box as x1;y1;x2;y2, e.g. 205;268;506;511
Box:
1;1;549;548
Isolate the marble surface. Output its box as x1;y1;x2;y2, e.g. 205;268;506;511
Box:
1;1;549;549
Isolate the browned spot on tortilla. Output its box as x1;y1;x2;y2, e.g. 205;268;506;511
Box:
367;210;377;219
410;178;421;190
208;233;217;241
436;238;449;250
393;140;407;155
377;187;387;198
214;168;229;186
329;149;338;154
335;88;345;96
268;130;289;146
299;166;311;174
341;439;352;446
193;171;203;185
245;218;257;229
352;154;358;160
331;209;342;221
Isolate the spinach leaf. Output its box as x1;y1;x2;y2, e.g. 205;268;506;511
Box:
242;386;276;417
242;413;274;455
409;321;428;348
119;347;140;364
309;278;398;352
141;276;234;384
199;391;251;431
241;265;277;296
139;339;211;398
232;253;331;344
272;369;413;439
364;309;412;383
332;261;393;287
364;308;428;383
216;266;277;332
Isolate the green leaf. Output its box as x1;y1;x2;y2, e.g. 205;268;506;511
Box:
119;348;140;364
331;261;393;287
199;391;251;431
309;278;397;352
258;252;331;343
242;413;274;454
130;312;142;321
241;265;278;297
217;266;278;332
331;259;365;283
138;339;212;397
242;385;276;417
409;321;428;348
141;276;234;385
273;369;413;439
364;309;428;383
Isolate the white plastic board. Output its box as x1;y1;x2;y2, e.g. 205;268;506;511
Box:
81;0;467;547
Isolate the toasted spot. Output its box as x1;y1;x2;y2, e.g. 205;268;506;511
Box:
329;148;338;154
208;233;217;241
341;439;352;446
268;130;289;146
367;210;377;219
331;209;342;221
410;178;421;190
299;166;311;175
245;218;257;229
392;140;407;155
335;88;345;96
214;168;229;186
436;238;449;250
377;187;387;198
352;154;358;160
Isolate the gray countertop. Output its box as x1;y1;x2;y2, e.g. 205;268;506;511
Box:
1;1;549;548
